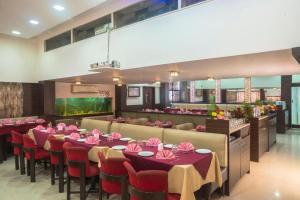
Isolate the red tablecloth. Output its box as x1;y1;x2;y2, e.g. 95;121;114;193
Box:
0;122;48;136
124;146;212;179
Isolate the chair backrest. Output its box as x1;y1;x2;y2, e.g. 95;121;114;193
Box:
80;118;111;133
98;151;129;175
163;129;228;167
23;134;36;149
11;130;23;144
48;136;65;164
65;146;90;177
123;161;168;196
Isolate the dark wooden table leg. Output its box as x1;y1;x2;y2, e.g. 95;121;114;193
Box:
0;135;4;164
20;149;25;175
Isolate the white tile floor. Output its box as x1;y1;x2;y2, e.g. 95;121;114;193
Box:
1;129;300;200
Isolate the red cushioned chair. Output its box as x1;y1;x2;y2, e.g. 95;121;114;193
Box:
98;151;130;200
22;134;50;182
49;136;65;193
10;130;25;174
123;161;181;200
65;144;99;200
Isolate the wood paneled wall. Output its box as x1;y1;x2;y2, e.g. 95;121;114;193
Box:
22;83;44;116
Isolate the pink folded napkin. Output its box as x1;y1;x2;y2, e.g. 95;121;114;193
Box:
92;129;103;135
56;123;66;131
146;137;161;146
34;125;46;131
196;125;206;132
178;142;194;152
111;132;122;139
70;132;80;140
2;118;14;124
36;118;45;124
156;150;175;159
16;120;25;125
125;143;142;152
85;136;99;144
46;127;56;134
68;125;78;131
154;120;163;126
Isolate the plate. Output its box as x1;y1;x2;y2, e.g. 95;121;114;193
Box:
164;144;173;149
112;145;127;150
195;149;212;154
77;138;86;142
103;134;110;137
78;129;87;132
138;151;154;157
120;137;131;141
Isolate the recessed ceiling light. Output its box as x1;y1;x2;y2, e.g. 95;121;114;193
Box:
117;83;123;87
75;81;81;85
208;77;214;81
29;20;39;25
53;4;65;11
155;81;161;84
112;77;120;82
170;71;179;77
12;30;21;35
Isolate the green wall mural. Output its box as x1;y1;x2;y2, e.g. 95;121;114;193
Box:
55;97;112;116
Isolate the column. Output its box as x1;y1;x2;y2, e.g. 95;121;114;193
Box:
244;77;251;103
215;79;221;103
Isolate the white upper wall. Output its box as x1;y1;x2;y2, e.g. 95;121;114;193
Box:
35;0;300;81
0;34;37;82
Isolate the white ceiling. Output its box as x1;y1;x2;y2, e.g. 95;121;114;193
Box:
55;49;300;84
0;0;107;38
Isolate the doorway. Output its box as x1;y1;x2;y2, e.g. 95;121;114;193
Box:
143;87;155;109
292;86;300;126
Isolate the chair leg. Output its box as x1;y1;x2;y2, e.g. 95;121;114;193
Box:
67;173;71;200
0;136;4;164
20;150;25;175
51;164;55;185
80;174;86;200
44;160;48;169
30;157;35;182
121;177;128;200
15;155;19;170
203;183;212;200
58;162;64;193
99;178;102;200
26;159;30;176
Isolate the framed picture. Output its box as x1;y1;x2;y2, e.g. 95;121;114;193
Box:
128;87;140;97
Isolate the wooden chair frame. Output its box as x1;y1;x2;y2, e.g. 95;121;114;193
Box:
128;185;165;200
99;172;128;200
11;142;25;174
67;160;98;200
49;150;65;193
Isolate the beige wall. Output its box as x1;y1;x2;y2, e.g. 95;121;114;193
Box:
0;34;37;83
55;82;116;112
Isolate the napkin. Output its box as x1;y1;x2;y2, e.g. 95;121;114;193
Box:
34;125;45;131
36;118;45;124
154;120;163;126
92;129;103;138
156;150;175;159
196;125;206;132
111;132;122;139
146;137;161;146
46;127;56;134
125;143;142;152
56;123;66;131
178;142;194;152
85;136;99;144
68;125;78;131
16;120;25;125
70;132;80;140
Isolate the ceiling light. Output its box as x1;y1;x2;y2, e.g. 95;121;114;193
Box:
29;20;39;25
117;83;123;87
53;4;65;11
208;77;214;81
170;71;179;77
12;30;21;35
75;81;81;85
112;77;120;82
155;81;161;84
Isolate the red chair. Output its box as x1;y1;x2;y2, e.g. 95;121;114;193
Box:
65;145;99;200
49;136;65;193
10;131;25;174
22;134;50;182
123;161;181;200
98;151;130;200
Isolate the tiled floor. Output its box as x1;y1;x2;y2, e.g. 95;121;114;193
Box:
1;129;300;200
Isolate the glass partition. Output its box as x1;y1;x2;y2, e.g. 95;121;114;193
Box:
45;31;71;51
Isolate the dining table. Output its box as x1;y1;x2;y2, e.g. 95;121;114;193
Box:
0;121;48;163
40;133;223;200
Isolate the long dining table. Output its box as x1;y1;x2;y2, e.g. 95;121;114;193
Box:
0;122;48;163
29;130;222;200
